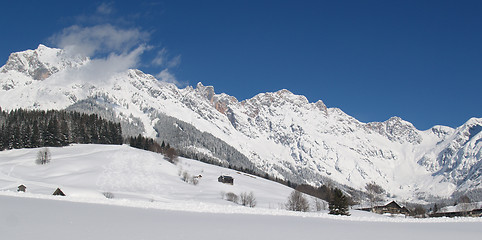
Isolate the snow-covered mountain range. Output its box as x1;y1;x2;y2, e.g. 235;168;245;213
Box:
1;45;481;202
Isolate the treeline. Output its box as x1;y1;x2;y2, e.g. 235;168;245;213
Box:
0;107;123;151
127;134;176;153
295;184;355;205
127;134;178;163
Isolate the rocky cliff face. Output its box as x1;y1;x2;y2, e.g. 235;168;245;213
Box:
1;45;481;202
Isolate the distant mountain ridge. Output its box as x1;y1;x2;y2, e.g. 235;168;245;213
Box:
1;45;481;202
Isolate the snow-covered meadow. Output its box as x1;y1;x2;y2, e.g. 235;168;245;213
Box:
1;193;481;240
0;144;294;207
0;145;481;239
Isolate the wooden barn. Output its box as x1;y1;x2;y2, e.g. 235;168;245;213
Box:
53;188;66;196
430;208;482;218
17;184;26;192
218;175;234;185
374;201;410;215
360;201;411;215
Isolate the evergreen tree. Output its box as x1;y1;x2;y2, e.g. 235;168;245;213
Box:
31;120;40;148
23;125;32;148
59;120;70;145
0;108;123;151
45;117;61;147
329;188;350;216
0;125;5;150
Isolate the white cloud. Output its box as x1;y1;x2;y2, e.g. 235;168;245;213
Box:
82;45;147;81
152;48;168;66
51;24;149;58
152;49;181;69
48;24;150;85
97;2;114;15
48;3;183;86
156;69;179;85
167;55;181;68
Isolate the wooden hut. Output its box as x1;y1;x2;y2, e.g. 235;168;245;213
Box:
218;175;234;185
53;188;66;196
17;184;26;192
359;201;410;215
373;201;410;215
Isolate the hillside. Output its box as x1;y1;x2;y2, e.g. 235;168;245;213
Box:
0;45;481;202
0;144;481;240
0;144;294;208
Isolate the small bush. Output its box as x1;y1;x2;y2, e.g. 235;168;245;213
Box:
314;198;327;211
36;148;51;165
181;171;190;182
240;192;257;208
410;205;427;218
165;147;178;164
225;192;239;204
220;191;226;199
191;176;199;185
286;190;310;212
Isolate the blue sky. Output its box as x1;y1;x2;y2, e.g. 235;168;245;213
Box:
1;1;481;130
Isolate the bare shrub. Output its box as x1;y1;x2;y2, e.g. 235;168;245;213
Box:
410;205;427;218
456;195;475;215
225;192;239;204
240;192;257;207
286;190;309;212
165;147;178;164
365;182;385;209
36;148;51;165
314;198;327;211
220;191;226;199
181;171;190;182
191;176;199;185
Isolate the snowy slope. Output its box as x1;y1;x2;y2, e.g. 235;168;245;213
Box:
0;144;295;209
0;45;481;201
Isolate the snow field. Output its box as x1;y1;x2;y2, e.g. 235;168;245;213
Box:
0;144;481;239
0;144;296;208
0;194;481;240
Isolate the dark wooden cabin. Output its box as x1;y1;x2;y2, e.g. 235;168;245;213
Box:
218;175;234;185
17;185;26;192
53;188;66;196
360;201;411;215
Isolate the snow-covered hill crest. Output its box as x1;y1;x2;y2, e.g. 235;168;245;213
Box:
1;45;481;201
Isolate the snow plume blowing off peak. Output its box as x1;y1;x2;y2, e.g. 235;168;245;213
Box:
47;24;179;86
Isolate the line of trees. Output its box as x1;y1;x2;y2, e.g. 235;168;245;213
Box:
286;187;351;215
0;107;123;151
128;134;164;153
127;134;178;163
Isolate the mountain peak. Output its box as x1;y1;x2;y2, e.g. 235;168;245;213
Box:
0;44;88;81
36;44;56;51
364;116;422;144
464;117;482;127
195;82;216;101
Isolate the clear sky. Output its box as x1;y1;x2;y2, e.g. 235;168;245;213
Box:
1;0;481;130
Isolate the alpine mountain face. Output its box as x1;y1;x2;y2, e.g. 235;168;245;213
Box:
1;45;481;202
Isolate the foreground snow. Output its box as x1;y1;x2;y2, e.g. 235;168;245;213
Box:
1;193;481;240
